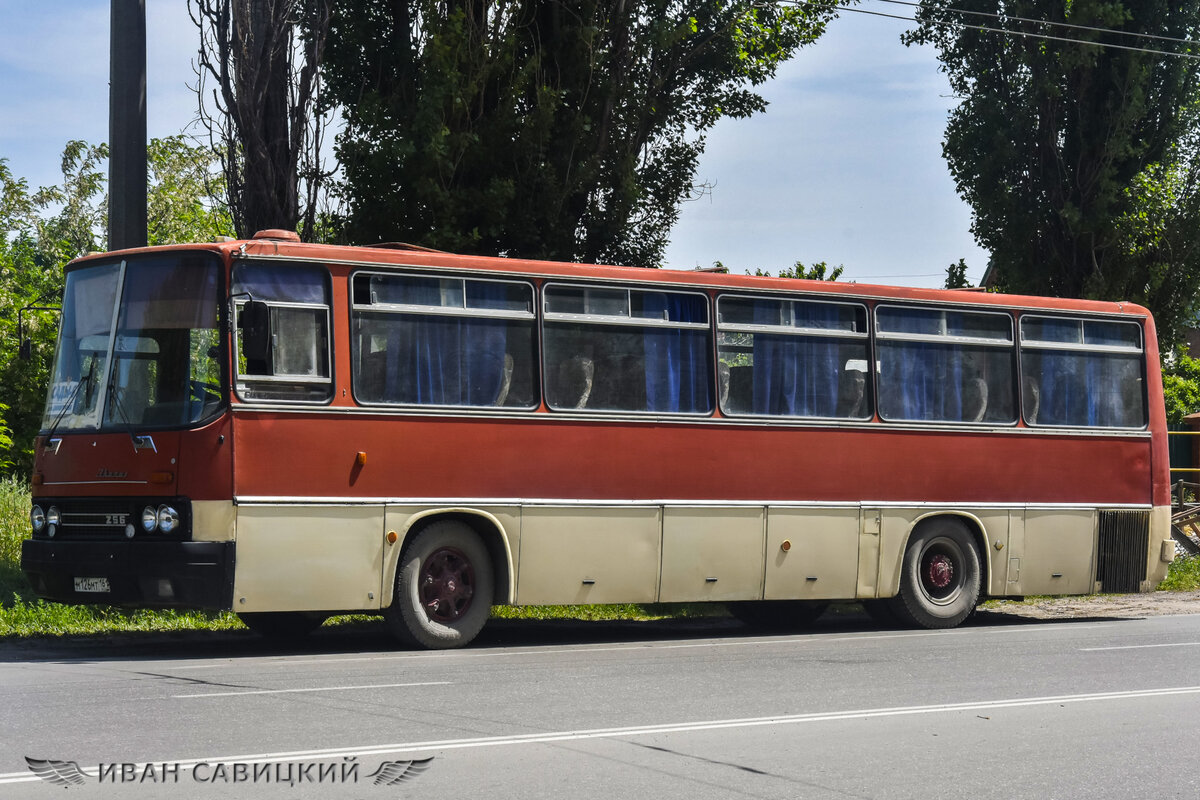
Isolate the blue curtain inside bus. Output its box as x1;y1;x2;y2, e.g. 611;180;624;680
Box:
751;302;841;417
1027;351;1143;427
381;282;509;406
881;341;966;421
641;293;711;413
232;263;328;304
879;309;966;421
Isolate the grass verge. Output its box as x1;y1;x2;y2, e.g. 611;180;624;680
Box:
1158;553;1200;591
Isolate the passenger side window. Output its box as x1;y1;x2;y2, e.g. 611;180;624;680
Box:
1020;316;1145;428
351;273;536;408
543;285;712;414
716;296;870;419
232;263;333;403
876;306;1015;424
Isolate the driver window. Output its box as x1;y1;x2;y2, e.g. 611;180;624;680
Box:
232;263;333;403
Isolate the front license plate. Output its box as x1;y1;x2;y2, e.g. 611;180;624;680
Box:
73;577;110;593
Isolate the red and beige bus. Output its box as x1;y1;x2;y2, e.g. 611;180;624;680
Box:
21;231;1174;648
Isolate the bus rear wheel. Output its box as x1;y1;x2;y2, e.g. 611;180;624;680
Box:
238;611;327;639
890;518;981;629
728;600;829;631
385;521;493;649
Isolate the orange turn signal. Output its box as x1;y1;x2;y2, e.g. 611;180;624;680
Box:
356;451;368;466
31;473;44;486
149;471;174;485
386;530;398;544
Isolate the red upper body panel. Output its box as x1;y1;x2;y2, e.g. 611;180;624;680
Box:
37;236;1168;508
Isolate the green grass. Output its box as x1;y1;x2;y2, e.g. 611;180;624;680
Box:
490;603;724;621
1158;553;1200;592
0;479;250;638
0;601;243;637
0;476;34;605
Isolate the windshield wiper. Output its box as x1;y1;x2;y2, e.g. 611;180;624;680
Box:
102;355;142;452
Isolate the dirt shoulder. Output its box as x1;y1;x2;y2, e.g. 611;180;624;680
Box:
980;591;1200;620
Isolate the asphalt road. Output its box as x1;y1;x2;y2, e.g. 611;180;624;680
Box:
2;609;1199;799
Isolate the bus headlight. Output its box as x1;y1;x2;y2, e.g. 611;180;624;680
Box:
141;506;158;533
30;505;44;533
157;506;179;534
46;506;60;537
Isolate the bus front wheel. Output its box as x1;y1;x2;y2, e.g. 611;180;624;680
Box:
890;518;981;629
385;521;494;649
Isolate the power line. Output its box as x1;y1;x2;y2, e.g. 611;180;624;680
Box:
873;0;1200;48
851;272;945;278
778;0;1200;61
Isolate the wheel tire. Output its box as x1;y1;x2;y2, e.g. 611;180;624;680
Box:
727;600;829;631
889;518;981;629
384;521;493;649
238;611;327;639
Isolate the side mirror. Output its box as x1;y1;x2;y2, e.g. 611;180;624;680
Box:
18;304;60;361
240;300;272;363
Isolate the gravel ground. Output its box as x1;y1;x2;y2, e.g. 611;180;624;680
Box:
980;591;1200;620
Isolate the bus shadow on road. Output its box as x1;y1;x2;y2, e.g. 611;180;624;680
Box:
0;602;1138;663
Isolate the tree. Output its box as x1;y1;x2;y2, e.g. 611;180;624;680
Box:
147;136;238;246
1164;346;1200;427
0;139;231;476
944;258;973;289
905;0;1200;346
750;260;844;280
190;0;333;239
321;0;838;266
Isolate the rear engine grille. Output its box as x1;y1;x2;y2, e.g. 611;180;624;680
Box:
1096;510;1150;593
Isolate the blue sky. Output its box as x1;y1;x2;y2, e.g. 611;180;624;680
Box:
0;1;987;288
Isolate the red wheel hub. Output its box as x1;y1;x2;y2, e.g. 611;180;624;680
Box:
926;554;954;589
420;547;476;623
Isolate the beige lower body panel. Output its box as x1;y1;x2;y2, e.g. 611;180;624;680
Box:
232;504;385;613
660;507;764;602
1146;505;1174;589
766;508;859;600
223;500;1161;614
516;506;662;605
191;500;237;542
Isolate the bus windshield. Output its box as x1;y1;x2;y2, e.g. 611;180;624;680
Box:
42;253;224;433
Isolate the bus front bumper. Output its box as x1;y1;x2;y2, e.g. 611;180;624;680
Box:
20;539;236;610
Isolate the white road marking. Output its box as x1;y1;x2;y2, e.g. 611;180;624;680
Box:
172;681;451;699
1081;641;1200;651
3;684;1198;784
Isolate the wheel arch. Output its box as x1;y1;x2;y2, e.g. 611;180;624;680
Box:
385;508;515;608
884;511;992;599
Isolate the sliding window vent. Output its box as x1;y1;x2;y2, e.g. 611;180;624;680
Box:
1096;510;1150;593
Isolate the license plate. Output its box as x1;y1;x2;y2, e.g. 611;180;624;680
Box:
73;577;110;593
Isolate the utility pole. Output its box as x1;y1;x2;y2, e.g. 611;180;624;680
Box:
108;0;147;251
